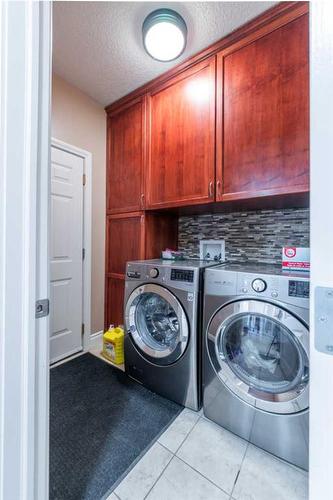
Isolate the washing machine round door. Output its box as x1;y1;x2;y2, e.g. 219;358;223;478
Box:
125;284;189;366
207;300;309;414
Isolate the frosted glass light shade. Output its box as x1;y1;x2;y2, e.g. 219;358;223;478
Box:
143;9;187;62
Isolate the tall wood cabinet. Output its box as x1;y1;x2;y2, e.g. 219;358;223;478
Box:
104;211;178;328
104;212;144;328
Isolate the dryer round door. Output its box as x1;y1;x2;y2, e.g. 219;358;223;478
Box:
207;300;309;414
125;284;189;366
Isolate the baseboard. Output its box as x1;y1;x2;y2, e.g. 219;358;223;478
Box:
89;330;103;347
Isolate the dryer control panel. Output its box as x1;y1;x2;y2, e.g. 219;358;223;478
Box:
288;280;309;298
205;267;309;309
236;273;309;308
237;273;280;299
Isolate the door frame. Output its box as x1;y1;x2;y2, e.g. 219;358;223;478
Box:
0;2;331;499
51;138;92;353
0;2;51;499
309;3;333;499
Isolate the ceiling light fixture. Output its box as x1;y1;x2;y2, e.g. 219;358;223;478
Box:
142;9;187;62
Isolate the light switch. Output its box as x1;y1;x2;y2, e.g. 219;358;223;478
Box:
315;286;333;355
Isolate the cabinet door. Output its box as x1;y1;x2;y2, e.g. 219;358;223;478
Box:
107;97;145;213
105;277;125;328
104;213;178;329
217;14;309;201
106;213;145;277
147;57;216;209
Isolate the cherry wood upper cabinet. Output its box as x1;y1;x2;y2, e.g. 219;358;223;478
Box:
106;97;145;214
146;57;216;209
216;13;309;201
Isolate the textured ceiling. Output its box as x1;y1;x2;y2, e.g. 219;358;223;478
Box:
53;1;276;106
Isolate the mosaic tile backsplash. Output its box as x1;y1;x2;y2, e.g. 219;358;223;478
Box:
178;208;310;265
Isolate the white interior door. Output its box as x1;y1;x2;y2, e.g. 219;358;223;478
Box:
50;146;84;363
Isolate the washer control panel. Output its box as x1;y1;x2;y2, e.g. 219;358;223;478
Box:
170;268;194;283
149;268;159;278
252;278;267;293
127;270;141;279
126;262;199;292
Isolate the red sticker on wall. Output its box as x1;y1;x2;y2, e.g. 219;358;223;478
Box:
284;247;297;258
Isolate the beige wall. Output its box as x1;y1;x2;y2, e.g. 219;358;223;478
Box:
52;73;106;334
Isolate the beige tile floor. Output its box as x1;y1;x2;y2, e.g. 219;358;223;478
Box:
88;336;308;500
107;409;308;500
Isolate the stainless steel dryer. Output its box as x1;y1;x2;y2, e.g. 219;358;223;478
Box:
124;259;217;411
203;263;309;469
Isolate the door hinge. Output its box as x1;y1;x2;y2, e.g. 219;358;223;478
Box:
83;173;86;186
35;299;49;319
82;323;85;335
82;248;85;260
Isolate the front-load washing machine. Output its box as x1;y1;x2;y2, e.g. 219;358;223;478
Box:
203;263;309;469
124;259;217;411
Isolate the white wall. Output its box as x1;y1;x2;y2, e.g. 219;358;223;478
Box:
309;3;333;500
51;74;106;334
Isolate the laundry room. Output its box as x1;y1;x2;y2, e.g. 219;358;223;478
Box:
48;2;311;500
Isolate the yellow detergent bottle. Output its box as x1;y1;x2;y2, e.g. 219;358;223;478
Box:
102;324;125;365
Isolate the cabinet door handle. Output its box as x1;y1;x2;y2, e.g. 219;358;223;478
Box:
140;193;145;207
216;180;222;199
208;181;214;198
